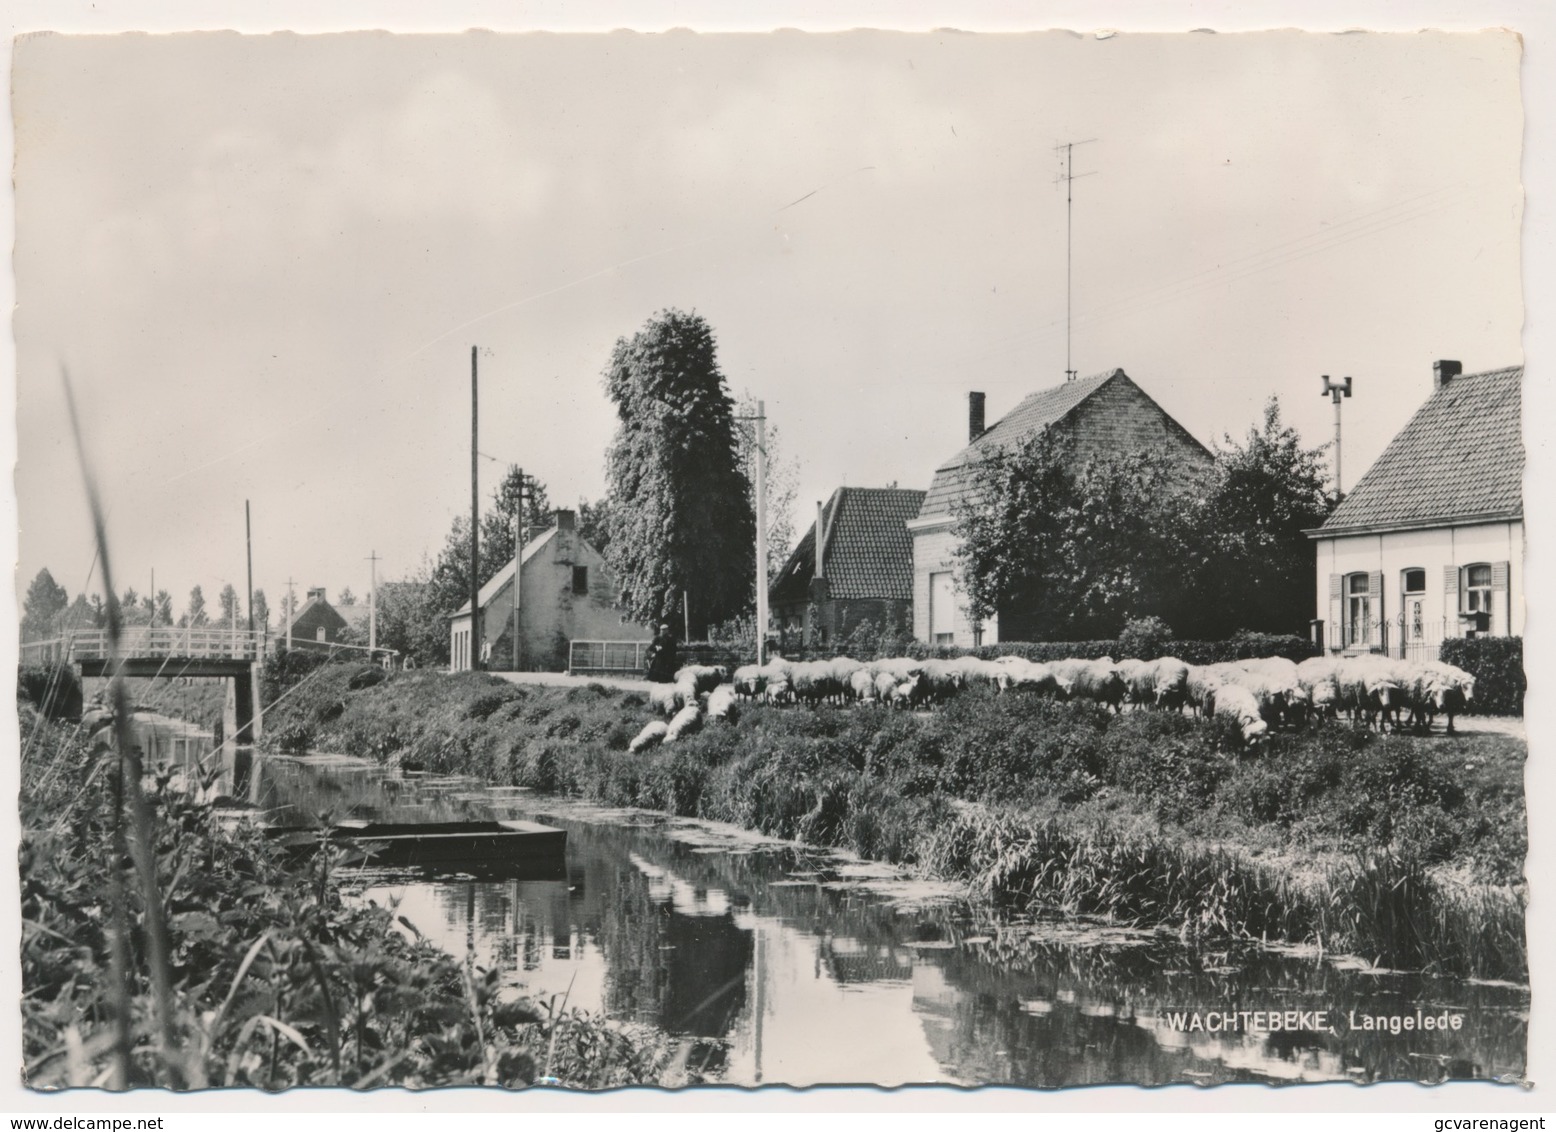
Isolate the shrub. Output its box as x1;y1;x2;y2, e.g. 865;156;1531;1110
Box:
1117;616;1174;659
1439;636;1524;716
17;664;82;721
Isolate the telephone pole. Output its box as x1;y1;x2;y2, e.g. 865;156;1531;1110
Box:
366;550;380;652
245;501;255;635
1054;139;1098;382
470;345;482;670
1321;375;1354;499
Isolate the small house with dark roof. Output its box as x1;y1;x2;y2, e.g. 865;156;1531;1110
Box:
1309;361;1523;659
770;486;926;647
281;587;349;650
449;509;650;672
907;370;1213;645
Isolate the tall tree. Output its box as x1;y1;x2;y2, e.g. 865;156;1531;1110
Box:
217;583;242;626
479;465;553;573
427;470;553;623
252;589;270;629
185;585;209;627
602;309;754;636
21;568;68;639
733;392;800;587
153;590;173;626
338;587;357;606
577;497;615;559
952;431;1211;640
373;558;448;666
1195;398;1335;636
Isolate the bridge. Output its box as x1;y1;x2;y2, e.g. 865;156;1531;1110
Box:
21;628;267;743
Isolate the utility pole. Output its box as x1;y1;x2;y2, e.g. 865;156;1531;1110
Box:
737;404;770;664
1054;139;1098;382
512;467;525;673
470;345;482;671
245;501;254;637
1321;375;1354;499
366;550;379;652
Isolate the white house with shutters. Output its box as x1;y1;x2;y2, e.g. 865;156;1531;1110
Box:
1308;360;1523;661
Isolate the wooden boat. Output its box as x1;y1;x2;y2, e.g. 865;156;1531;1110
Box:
267;817;567;869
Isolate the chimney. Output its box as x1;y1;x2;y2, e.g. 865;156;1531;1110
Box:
307;587;326;604
1434;359;1462;390
969;391;986;442
552;508;575;531
814;500;826;579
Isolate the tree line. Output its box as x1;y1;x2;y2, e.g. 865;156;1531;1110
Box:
22;570;271;640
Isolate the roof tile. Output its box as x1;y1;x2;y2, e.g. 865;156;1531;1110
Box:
771;487;926;603
1318;366;1523;534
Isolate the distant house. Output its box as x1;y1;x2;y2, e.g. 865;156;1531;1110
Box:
449;509;650;672
1309;361;1523;660
281;587;349;650
907;370;1213;645
769;486;926;648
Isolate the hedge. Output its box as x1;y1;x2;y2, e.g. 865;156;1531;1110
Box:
675;632;1316;670
17;664;83;721
1438;637;1524;716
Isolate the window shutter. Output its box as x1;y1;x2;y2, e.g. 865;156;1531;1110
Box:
1492;561;1510;591
1444;565;1459;594
1368;571;1383;599
1327;574;1342;647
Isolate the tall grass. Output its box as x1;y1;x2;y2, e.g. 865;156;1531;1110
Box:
259;666;1530;983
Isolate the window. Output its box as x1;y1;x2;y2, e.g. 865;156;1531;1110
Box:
1462;563;1493;615
929;571;956;645
1402;568;1426;595
1345;572;1371;647
572;565;589;595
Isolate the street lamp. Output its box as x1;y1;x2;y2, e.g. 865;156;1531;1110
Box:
1321;375;1353;499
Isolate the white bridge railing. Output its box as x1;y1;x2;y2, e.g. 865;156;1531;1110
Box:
19;627;268;666
568;640;649;677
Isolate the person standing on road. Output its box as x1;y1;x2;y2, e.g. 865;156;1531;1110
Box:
645;622;679;683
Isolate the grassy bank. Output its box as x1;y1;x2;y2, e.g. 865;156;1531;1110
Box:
19;705;687;1090
262;665;1528;982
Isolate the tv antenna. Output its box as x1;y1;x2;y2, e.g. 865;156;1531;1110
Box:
1054;139;1098;382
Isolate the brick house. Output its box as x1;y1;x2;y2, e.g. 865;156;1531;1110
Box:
769;486;926;648
906;370;1213;645
1308;361;1523;660
281;587;349;650
449;509;650;672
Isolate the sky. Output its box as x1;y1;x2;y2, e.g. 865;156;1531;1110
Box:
10;23;1526;625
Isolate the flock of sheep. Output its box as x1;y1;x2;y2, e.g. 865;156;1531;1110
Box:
625;652;1476;752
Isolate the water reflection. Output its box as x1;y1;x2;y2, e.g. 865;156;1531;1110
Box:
136;717;1528;1089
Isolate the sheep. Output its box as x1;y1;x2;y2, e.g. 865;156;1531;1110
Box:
705;684;740;723
849;667;880;703
764;676;794;705
888;671;924;709
1115;658;1157;708
664;703;703;743
648;680;697;716
1211;682;1269;747
1184;665;1222;717
999;658;1063;697
1057;659;1126;711
872;669;904;704
1151;657;1191;712
951;656;1005;693
917;658;967;705
732;664;767;699
786;659;838;706
675;665;729;696
826;657;866;694
1420;661;1475;733
628;719;669;754
1333;656;1402;730
873;657;923;681
1228;660;1308;729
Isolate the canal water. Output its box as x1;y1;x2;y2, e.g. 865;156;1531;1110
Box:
136;714;1529;1090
